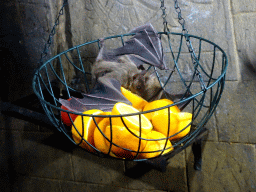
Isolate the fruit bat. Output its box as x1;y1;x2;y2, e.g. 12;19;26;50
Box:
59;23;191;114
59;76;191;115
91;23;169;100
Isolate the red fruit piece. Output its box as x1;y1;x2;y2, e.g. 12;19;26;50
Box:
61;98;78;127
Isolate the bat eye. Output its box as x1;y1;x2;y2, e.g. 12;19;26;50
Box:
137;86;141;90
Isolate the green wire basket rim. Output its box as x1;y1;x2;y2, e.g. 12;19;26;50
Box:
45;96;193;117
32;32;228;118
32;80;223;118
35;32;228;72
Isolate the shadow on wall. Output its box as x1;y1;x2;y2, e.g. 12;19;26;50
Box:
0;3;40;102
0;2;50;191
32;131;187;191
243;57;256;74
238;49;256;80
0;128;187;192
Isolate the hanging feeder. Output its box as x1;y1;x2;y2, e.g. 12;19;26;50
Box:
32;0;227;170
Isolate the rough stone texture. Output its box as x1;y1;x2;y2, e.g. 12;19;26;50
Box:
158;51;227;83
62;0;238;81
66;0;234;51
1;0;256;191
125;151;187;192
233;13;256;80
12;176;62;192
1;117;39;131
39;125;56;133
16;132;75;180
174;0;238;81
67;0;177;47
60;181;159;192
71;148;187;191
0;130;23;191
71;148;127;188
54;0;76;88
231;0;256;14
1;0;68;102
186;141;256;192
216;80;256;143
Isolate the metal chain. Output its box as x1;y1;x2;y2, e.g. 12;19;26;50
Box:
174;0;187;34
39;0;68;66
160;0;169;33
160;0;206;91
160;0;188;34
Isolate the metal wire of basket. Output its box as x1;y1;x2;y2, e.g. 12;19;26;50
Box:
32;31;228;161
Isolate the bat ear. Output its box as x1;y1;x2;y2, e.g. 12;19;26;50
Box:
96;39;105;61
145;76;149;82
139;70;147;76
133;74;139;80
95;58;104;63
138;65;145;70
117;56;127;63
96;50;103;61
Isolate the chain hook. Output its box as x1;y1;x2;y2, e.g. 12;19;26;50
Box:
38;0;68;66
160;0;170;33
160;0;207;91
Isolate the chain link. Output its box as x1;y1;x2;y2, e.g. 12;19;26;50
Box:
39;0;68;66
160;0;206;91
160;0;169;33
160;0;188;34
174;0;187;34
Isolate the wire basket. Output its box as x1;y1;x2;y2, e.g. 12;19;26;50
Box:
32;32;227;161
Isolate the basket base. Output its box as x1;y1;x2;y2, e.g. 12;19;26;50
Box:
124;128;208;177
3;91;208;175
192;138;203;171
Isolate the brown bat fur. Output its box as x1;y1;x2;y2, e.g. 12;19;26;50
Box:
91;55;167;101
91;55;141;90
129;70;163;101
128;70;191;105
91;55;189;104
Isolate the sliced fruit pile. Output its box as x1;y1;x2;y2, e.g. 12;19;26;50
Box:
60;87;192;159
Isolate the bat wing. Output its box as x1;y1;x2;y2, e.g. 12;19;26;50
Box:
115;23;167;70
99;23;167;70
59;78;132;112
128;23;163;67
128;23;159;34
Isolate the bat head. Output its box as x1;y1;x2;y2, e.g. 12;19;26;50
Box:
130;70;148;94
130;70;162;101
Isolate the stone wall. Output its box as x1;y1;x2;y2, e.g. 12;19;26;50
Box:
2;0;256;99
1;0;256;191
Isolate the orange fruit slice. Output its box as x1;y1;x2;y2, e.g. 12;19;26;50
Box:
120;87;148;111
111;102;153;134
103;125;147;159
94;116;110;154
61;98;78;127
138;130;173;159
93;113;117;157
143;99;180;121
152;111;192;140
71;109;104;152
